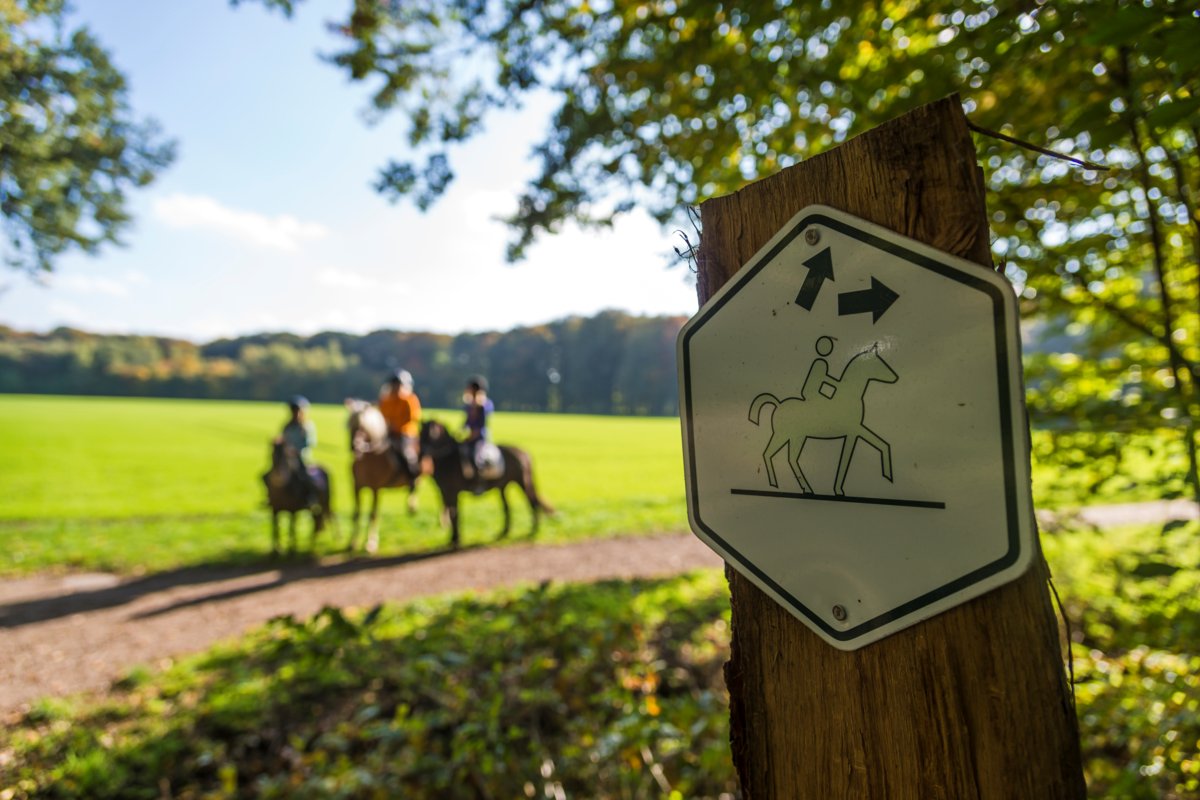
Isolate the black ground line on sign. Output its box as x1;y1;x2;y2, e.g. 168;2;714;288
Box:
730;488;946;510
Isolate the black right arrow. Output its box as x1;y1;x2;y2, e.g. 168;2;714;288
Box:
837;277;899;323
794;247;834;310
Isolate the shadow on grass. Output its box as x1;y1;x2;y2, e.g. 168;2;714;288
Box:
0;546;471;629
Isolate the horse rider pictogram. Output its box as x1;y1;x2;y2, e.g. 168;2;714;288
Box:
749;340;897;497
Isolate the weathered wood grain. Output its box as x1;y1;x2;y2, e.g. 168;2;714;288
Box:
697;96;1086;799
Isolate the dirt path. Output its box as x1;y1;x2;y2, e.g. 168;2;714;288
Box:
0;534;720;719
1;498;1192;720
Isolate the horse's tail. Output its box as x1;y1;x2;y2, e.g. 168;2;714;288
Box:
513;447;555;516
527;466;555;516
749;393;781;425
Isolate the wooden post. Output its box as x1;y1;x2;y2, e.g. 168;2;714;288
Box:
696;96;1086;798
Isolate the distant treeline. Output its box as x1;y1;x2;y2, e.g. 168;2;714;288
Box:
0;311;685;416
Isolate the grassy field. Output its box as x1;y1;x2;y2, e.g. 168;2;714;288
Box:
0;394;688;574
0;393;1189;575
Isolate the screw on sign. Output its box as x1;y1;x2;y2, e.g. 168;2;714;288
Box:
676;204;1035;650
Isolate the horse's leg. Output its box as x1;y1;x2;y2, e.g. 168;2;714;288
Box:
406;481;419;515
288;511;297;553
762;434;788;488
856;426;894;482
789;437;817;494
523;475;540;538
366;488;380;554
833;435;857;496
504;452;546;538
496;484;510;540
349;484;361;552
438;485;460;550
271;510;280;555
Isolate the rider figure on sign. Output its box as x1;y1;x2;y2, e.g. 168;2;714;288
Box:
379;369;422;479
802;336;841;402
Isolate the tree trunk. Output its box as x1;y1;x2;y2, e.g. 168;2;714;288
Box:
696;96;1086;799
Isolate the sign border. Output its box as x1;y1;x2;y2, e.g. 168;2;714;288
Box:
678;205;1027;645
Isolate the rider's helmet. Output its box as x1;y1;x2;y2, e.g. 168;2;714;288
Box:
467;374;489;393
388;369;414;389
288;395;310;412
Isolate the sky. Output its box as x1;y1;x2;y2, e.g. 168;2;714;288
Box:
0;1;699;341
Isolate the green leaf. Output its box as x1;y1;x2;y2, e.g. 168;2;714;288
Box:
1082;5;1165;47
1146;97;1200;132
1129;559;1181;579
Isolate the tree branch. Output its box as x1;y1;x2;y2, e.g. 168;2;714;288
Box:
1063;269;1198;378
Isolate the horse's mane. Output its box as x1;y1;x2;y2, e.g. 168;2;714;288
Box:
345;398;389;452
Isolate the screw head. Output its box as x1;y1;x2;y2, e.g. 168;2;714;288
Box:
805;228;820;245
832;604;847;622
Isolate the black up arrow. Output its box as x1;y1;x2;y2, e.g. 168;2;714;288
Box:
794;247;834;310
837;277;899;323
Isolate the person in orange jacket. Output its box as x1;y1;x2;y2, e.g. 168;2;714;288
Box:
378;369;422;477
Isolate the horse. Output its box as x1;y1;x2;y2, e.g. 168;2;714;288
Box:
418;419;553;548
749;343;899;496
262;439;333;554
344;398;420;553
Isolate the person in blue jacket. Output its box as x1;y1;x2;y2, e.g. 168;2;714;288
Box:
462;376;493;478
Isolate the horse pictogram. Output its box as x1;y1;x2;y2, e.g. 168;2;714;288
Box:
749;341;897;497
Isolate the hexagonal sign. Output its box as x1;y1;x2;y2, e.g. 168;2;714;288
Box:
677;205;1034;650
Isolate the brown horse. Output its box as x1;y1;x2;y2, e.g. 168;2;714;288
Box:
345;398;420;553
418;419;553;548
262;439;333;554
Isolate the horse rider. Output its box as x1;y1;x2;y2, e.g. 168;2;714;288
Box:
461;375;494;479
280;395;319;506
803;336;841;402
379;368;422;478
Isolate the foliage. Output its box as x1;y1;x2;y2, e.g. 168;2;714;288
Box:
0;310;686;415
1029;428;1191;507
246;0;1200;498
2;524;1200;797
1043;522;1200;798
0;395;688;575
0;572;737;799
0;0;174;273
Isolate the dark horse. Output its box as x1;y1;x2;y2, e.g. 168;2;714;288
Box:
418;419;553;548
262;439;334;554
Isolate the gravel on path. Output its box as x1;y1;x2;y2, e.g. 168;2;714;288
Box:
0;533;720;719
2;498;1193;720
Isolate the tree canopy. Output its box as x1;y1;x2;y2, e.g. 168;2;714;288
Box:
0;310;686;415
0;0;174;274
256;0;1198;493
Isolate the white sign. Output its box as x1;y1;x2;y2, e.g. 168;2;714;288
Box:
677;205;1034;650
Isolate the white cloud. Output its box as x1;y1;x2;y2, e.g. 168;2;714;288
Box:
313;266;409;294
152;193;329;251
52;274;130;297
46;299;87;322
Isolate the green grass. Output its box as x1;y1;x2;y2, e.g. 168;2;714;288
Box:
0;393;1190;575
2;523;1198;799
0;394;688;574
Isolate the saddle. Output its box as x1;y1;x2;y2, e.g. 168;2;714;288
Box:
475;442;504;480
462;441;505;491
305;466;328;494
